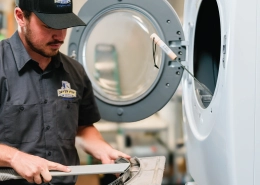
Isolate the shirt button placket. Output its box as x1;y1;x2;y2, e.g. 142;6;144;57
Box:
40;75;53;160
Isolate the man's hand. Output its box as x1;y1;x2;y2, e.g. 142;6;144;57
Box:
10;151;71;184
77;126;131;164
97;147;130;165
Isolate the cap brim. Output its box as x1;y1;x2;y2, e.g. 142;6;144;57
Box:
34;12;86;29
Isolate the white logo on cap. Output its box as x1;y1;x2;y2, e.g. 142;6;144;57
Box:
54;0;71;4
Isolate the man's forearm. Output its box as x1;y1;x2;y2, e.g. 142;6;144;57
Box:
77;125;112;157
76;125;130;164
0;144;19;167
77;125;104;141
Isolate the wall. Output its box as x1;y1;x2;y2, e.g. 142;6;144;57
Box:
0;0;16;39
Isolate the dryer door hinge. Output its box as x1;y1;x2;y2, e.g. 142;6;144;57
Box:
169;40;188;63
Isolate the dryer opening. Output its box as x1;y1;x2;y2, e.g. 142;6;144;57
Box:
193;0;221;108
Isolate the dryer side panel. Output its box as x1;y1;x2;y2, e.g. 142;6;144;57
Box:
230;0;257;184
254;0;260;184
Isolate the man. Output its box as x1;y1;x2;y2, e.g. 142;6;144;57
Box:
0;0;130;184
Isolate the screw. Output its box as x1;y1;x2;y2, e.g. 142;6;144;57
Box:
177;31;181;35
70;50;77;59
117;108;124;116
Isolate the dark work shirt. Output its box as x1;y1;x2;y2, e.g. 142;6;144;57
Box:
0;32;101;185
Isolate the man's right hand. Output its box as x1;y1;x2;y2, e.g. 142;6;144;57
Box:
10;151;71;184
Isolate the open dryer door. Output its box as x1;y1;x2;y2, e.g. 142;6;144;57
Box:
68;0;186;122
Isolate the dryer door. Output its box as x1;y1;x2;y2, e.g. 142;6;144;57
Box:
68;0;185;122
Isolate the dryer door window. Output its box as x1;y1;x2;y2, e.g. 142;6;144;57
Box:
69;0;185;122
80;9;162;104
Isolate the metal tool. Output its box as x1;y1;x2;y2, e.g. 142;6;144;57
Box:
0;156;166;185
151;33;213;97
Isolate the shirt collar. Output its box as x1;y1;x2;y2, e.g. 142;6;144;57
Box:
52;52;70;74
9;31;69;73
9;31;31;72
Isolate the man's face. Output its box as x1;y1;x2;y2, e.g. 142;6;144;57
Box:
23;13;67;58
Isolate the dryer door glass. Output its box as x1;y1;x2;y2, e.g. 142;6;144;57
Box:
82;9;162;104
69;0;185;122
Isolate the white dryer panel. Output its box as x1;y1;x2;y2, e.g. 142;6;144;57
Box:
182;0;258;184
254;0;260;184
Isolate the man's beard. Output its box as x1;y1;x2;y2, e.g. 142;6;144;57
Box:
24;27;63;58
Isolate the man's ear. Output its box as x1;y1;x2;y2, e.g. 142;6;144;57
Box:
14;7;27;27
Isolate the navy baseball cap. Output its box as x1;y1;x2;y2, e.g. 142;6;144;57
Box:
15;0;86;29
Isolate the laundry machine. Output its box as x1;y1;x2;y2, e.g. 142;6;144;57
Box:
182;0;260;185
68;0;260;184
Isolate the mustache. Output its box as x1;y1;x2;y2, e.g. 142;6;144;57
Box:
47;40;64;45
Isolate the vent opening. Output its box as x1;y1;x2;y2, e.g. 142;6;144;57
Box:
193;0;221;108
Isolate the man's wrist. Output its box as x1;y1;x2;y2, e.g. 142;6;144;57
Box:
10;150;20;168
0;144;19;167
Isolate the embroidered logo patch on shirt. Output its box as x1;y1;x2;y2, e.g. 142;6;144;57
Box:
57;81;77;98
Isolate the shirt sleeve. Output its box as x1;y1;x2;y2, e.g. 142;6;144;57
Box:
78;72;101;126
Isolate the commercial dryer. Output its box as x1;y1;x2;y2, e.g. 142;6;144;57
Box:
68;0;260;184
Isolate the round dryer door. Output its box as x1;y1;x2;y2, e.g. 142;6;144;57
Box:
68;0;186;122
